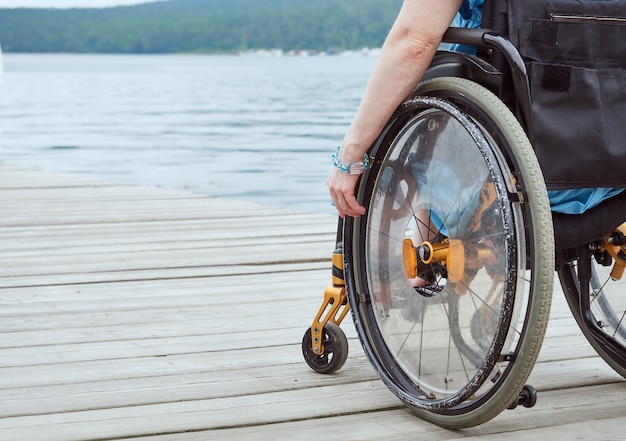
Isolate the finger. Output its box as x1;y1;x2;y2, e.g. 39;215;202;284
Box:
343;194;365;217
333;194;353;218
335;195;349;218
335;195;363;218
328;191;346;218
330;187;363;218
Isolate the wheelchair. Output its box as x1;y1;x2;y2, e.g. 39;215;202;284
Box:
302;1;626;429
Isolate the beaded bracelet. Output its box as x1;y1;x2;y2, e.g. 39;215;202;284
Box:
332;145;371;175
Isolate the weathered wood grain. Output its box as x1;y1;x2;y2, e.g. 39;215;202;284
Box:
0;163;623;441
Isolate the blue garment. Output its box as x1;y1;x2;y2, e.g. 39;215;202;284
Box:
449;0;484;53
548;188;625;214
448;0;624;215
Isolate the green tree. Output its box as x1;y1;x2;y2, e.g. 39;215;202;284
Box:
0;0;403;54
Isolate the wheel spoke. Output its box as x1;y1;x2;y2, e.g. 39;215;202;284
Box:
343;78;553;427
558;249;626;377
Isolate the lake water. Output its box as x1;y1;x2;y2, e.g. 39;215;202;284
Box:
0;53;378;214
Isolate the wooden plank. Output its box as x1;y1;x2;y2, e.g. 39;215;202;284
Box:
0;216;336;243
0;164;119;189
0;163;624;441
0;260;330;288
0;269;329;305
1;381;624;441
0;347;620;419
141;387;626;441
0;380;400;441
0;225;335;257
0;241;332;275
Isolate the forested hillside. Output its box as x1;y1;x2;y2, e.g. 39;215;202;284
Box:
0;0;403;53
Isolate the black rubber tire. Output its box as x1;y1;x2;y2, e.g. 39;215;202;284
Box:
344;77;554;429
520;384;538;408
558;254;626;378
302;322;349;374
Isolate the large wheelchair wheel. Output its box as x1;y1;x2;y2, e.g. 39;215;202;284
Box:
343;77;554;428
558;239;626;378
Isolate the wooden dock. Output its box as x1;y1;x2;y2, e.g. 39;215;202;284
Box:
0;162;624;441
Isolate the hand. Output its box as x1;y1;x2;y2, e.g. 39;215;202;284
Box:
327;168;366;218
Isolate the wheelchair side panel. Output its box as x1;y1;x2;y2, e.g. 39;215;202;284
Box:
482;0;626;190
423;51;503;98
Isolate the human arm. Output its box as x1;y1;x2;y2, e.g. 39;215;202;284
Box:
327;0;463;218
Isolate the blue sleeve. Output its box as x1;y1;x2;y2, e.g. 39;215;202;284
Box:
454;0;484;28
458;0;484;22
449;0;485;53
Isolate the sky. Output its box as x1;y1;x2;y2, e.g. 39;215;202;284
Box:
0;0;164;8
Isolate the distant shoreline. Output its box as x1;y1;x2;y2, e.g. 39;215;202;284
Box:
0;0;401;54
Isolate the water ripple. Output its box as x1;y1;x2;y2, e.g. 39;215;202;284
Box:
0;53;376;214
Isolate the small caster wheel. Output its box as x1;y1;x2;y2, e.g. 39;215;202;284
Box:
518;384;537;408
507;384;537;410
302;322;348;374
